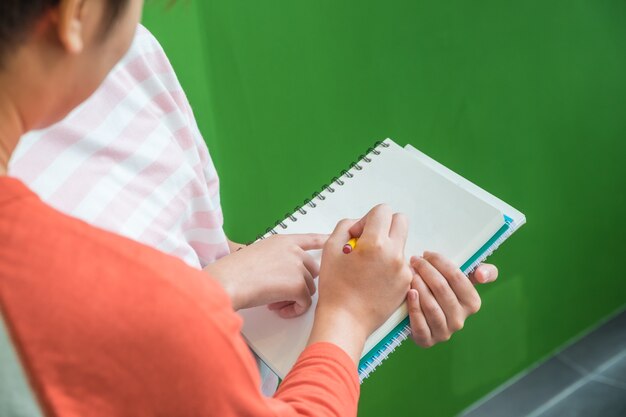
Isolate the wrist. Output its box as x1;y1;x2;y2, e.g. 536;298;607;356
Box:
203;264;248;311
308;304;369;365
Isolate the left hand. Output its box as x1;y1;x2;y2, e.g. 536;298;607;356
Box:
407;252;498;347
206;233;327;315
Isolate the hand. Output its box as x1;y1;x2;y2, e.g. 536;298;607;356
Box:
407;252;498;347
308;204;413;364
204;234;327;315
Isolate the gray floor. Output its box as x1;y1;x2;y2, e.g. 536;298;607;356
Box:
460;309;626;417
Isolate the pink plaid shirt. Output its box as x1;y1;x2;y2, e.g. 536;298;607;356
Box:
10;25;229;269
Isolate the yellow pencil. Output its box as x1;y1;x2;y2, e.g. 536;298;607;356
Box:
342;237;358;254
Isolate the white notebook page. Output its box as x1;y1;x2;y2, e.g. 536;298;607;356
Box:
239;139;504;378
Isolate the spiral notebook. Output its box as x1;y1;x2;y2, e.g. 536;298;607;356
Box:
239;138;525;382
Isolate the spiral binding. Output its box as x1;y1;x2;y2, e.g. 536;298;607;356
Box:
254;140;390;242
358;326;412;382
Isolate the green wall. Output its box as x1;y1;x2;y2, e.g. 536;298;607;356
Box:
143;1;626;415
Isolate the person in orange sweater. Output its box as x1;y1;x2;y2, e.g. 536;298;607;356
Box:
0;1;486;416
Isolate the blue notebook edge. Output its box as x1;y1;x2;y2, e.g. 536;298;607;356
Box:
357;214;517;382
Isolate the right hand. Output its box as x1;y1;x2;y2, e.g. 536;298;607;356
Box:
309;204;413;363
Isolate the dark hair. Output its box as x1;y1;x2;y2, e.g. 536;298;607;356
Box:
0;0;130;65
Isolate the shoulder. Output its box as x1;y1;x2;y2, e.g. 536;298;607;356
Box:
129;24;167;57
0;187;264;416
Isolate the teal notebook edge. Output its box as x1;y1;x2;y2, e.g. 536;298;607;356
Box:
357;214;516;381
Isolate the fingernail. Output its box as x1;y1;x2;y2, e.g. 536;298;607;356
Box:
411;255;423;264
482;270;491;282
408;290;417;302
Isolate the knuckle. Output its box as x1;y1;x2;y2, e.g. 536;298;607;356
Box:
390;254;405;270
300;265;312;280
467;296;482;314
412;257;428;274
426;251;442;263
366;237;385;252
408;303;421;316
410;323;429;340
375;203;391;212
449;318;465;332
292;256;303;269
297;285;312;302
430;278;448;295
450;269;467;284
436;333;451;343
418;339;434;348
403;269;414;285
337;218;352;228
310;265;320;278
410;259;423;274
421;301;439;316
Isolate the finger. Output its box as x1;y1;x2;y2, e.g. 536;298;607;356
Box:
327;218;358;246
410;271;449;342
412;255;463;324
468;263;498;284
301;267;317;296
301;251;320;279
292;233;329;251
268;300;293;311
277;303;300;318
423;251;481;314
278;298;311;318
347;204;390;239
407;286;433;347
389;212;409;251
362;204;393;240
347;204;393;238
290;280;314;317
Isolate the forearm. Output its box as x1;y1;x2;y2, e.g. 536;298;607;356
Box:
202;263;246;311
307;307;368;366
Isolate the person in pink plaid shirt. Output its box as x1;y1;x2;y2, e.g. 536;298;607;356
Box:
9;24;499;395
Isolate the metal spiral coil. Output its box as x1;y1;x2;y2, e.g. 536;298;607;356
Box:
252;140;389;243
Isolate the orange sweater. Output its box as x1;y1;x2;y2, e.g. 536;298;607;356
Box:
0;177;359;417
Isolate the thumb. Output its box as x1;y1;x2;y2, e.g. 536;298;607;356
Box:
469;264;498;284
348;216;366;239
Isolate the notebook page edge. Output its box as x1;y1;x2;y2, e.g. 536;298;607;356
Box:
401;141;525;227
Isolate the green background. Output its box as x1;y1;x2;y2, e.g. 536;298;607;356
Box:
144;1;626;416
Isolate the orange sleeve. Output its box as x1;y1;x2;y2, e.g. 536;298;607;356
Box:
270;343;360;417
0;179;359;417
